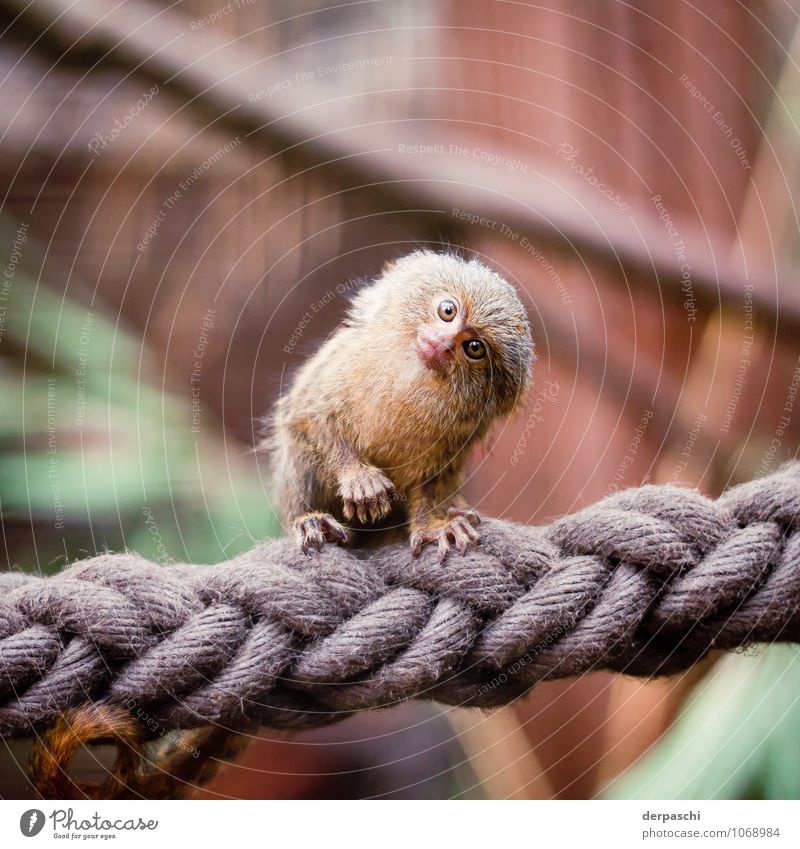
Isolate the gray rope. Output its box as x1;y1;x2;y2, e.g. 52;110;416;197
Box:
2;464;800;738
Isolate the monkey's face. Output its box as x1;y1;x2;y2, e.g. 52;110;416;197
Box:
361;251;534;422
414;294;488;372
411;285;532;421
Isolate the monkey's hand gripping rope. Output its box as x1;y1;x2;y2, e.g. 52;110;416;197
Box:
2;464;800;739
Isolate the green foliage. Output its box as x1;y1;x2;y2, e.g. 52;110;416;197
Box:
0;220;279;570
607;646;800;799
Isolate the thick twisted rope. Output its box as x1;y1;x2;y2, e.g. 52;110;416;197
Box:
2;464;800;738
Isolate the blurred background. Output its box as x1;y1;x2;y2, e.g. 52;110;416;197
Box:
2;0;800;799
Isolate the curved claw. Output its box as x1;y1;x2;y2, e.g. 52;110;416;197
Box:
409;529;432;557
410;511;482;562
339;468;395;525
293;512;350;554
447;506;481;527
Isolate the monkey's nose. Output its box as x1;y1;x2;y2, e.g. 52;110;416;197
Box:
416;331;454;369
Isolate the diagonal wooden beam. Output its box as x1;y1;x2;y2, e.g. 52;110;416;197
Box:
3;0;798;334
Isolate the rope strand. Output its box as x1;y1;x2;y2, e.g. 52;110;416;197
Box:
2;464;800;737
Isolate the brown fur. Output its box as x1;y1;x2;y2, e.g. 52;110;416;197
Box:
30;705;251;799
29;704;146;800
264;251;534;559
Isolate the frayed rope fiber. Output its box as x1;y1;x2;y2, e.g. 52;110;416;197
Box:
2;464;800;738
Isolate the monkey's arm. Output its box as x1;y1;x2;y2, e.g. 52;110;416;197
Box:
276;415;394;552
407;464;480;561
324;428;395;524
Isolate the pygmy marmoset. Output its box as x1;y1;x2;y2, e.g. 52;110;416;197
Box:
265;250;534;560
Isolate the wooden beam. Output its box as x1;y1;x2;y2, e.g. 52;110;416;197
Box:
3;0;798;333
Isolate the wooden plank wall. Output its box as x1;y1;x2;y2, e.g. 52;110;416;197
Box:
1;0;799;798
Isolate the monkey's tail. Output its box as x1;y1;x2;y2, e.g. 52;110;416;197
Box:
29;704;253;800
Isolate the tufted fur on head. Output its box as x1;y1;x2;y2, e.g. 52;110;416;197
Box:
266;249;534;554
345;250;534;421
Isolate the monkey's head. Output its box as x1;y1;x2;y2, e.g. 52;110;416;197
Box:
348;250;534;421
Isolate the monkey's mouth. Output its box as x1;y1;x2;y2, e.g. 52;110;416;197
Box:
416;332;454;370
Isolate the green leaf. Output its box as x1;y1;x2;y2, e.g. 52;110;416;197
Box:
606;646;800;799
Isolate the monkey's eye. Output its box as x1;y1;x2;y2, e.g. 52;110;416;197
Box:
437;299;458;322
463;339;487;360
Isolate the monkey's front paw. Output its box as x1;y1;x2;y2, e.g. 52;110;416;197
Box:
410;508;481;562
338;467;395;524
294;512;350;554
